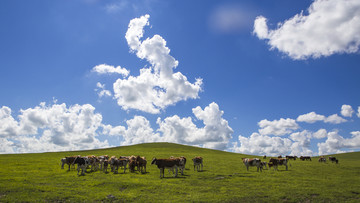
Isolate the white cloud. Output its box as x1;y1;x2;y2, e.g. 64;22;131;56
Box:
232;133;293;156
92;64;129;77
313;129;327;139
95;82;112;98
358;106;360;118
297;111;326;123
253;0;360;60
317;130;360;155
258;118;299;136
324;114;347;124
104;102;233;150
0;106;20;137
297;111;347;124
0;103;110;154
112;14;202;114
341;104;354;117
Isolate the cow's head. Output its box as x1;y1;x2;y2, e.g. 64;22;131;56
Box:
151;158;157;165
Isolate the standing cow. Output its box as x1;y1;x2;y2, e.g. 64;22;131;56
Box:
242;158;262;172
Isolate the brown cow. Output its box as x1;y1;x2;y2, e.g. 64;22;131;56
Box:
136;156;147;173
61;156;78;171
300;156;312;161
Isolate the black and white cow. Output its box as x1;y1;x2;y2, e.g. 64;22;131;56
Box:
151;158;181;178
73;157;90;176
242;158;262;172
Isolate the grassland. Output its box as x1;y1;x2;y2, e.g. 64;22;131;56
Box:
0;142;359;202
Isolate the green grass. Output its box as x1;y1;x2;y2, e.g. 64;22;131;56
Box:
0;142;359;202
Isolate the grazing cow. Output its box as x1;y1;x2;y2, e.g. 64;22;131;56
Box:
329;156;339;164
111;158;128;174
62;156;78;171
192;157;203;172
136;156;147;173
286;156;297;160
151;158;181;178
242;158;262;172
269;158;289;171
263;155;267;159
299;156;312;161
318;157;326;163
73;157;90;176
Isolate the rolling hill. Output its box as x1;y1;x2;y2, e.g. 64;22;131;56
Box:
0;142;359;202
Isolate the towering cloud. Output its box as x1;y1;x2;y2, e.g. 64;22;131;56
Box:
110;14;203;114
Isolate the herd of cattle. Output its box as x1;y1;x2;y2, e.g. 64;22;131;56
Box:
61;154;338;177
60;155;203;177
242;155;339;172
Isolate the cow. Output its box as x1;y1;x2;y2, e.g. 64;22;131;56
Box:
169;156;186;175
269;158;289;171
61;156;78;171
98;155;109;170
242;158;262;172
151;158;181;178
73;156;90;176
128;155;138;172
111;157;128;174
300;156;312;161
278;155;282;158
136;156;147;173
318;157;326;163
86;155;100;171
329;156;339;164
286;156;297;160
263;155;267;159
192;156;203;172
268;162;274;170
103;160;109;173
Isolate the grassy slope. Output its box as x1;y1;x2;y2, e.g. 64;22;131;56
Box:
0;142;359;202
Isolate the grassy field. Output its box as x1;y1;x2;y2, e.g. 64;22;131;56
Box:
0;142;359;202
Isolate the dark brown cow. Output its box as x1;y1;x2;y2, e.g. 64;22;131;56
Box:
192;156;203;172
151;158;181;178
286;155;297;160
136;156;147;173
318;157;326;163
329;156;339;164
299;156;312;161
61;156;78;171
269;158;289;171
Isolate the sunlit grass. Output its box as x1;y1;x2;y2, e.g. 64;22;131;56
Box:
0;143;359;202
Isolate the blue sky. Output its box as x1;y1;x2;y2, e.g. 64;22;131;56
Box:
1;0;360;155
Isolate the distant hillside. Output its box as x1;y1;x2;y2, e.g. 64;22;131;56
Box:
0;142;359;202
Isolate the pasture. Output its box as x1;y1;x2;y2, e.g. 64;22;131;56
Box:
0;142;359;202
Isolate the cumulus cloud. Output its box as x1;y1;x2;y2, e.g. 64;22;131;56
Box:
0;106;19;137
318;130;360;155
297;112;347;124
297;112;325;123
104;102;233;150
92;64;129;77
341;104;354;117
112;14;202;114
324;114;347;124
253;0;360;60
0;103;110;153
232;133;293;156
313;129;328;139
258;118;299;136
